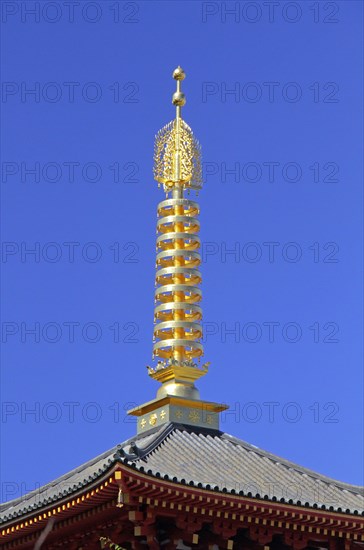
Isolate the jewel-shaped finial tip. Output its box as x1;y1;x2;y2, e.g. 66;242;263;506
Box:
173;66;186;81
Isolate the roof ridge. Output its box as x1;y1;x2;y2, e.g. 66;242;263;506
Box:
119;423;223;462
119;423;177;461
0;425;176;512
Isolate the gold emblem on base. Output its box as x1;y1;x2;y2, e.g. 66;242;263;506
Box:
149;414;158;426
188;410;200;422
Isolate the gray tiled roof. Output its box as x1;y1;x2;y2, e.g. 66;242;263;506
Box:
1;424;363;525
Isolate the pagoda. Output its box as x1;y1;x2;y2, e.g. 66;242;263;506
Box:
1;68;363;550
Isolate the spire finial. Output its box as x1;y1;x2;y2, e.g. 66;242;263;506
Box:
172;66;186;119
153;67;202;193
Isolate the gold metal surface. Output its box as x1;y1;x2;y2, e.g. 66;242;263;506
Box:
154;121;202;190
128;395;228;416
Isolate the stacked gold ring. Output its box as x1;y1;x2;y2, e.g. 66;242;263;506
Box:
153;197;203;362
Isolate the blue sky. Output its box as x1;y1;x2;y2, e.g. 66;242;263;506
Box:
1;0;363;502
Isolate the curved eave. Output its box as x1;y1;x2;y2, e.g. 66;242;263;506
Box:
1;459;364;544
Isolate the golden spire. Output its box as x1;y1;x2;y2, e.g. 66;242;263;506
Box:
151;67;206;390
128;68;227;433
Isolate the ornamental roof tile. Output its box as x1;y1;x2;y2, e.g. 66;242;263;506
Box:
1;423;363;525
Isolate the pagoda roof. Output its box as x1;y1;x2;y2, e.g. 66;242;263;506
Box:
1;423;363;526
